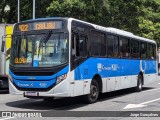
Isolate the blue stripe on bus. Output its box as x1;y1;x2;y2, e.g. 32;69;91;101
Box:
13;78;56;88
9;65;69;89
74;58;157;80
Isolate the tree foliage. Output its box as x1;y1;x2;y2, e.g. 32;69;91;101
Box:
0;0;159;46
0;0;52;23
47;0;160;46
138;0;160;46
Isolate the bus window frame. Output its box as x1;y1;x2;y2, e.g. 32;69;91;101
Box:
131;39;140;59
140;41;147;60
90;30;106;58
119;36;131;59
106;33;120;59
147;42;156;60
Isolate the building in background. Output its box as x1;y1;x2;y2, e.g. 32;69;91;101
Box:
0;24;13;89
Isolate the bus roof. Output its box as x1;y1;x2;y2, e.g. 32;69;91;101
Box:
20;17;68;22
18;17;156;44
69;18;156;44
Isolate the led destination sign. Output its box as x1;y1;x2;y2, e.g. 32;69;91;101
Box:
17;21;64;32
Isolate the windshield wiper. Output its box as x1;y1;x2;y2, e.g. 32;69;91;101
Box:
38;30;52;57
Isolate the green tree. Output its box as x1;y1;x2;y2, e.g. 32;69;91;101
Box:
138;0;160;46
0;0;17;23
47;0;86;19
0;0;52;23
0;0;159;46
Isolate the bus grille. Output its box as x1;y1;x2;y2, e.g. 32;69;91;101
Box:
13;72;54;76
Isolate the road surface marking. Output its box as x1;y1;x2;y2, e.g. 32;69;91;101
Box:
123;98;160;109
142;88;160;93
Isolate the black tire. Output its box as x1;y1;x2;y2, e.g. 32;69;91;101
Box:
135;74;143;92
83;79;99;104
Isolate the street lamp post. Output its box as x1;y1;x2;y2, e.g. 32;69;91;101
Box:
33;0;35;19
18;0;20;22
17;0;35;22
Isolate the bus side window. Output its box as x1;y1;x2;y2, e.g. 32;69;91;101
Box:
72;34;79;57
72;33;87;58
131;40;140;59
120;37;130;58
147;43;154;59
79;35;87;57
140;42;147;59
91;31;105;57
107;35;119;58
153;44;156;59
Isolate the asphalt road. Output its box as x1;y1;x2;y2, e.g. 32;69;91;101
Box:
0;76;160;120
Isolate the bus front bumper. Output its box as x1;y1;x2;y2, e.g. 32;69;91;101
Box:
9;79;71;97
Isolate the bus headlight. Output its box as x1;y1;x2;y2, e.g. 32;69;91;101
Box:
56;74;67;85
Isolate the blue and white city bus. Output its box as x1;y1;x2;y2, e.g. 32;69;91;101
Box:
9;17;158;103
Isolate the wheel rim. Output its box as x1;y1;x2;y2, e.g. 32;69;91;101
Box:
90;84;98;101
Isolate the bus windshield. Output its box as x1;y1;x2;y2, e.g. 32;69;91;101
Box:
10;32;68;67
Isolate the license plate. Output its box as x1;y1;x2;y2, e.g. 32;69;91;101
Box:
24;92;38;96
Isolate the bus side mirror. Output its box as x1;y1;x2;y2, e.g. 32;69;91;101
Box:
1;41;5;53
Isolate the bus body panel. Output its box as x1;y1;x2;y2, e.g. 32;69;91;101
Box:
9;17;158;99
9;65;74;97
74;58;157;79
9;77;71;97
9;65;69;89
74;58;157;93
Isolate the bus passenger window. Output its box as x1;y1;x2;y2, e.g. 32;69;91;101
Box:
147;43;154;59
72;34;78;56
120;37;130;58
107;35;119;58
153;44;156;59
72;34;87;57
131;40;139;59
79;35;87;57
91;31;105;57
140;42;147;59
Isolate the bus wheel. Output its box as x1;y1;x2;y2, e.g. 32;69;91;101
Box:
135;74;143;92
83;79;99;104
